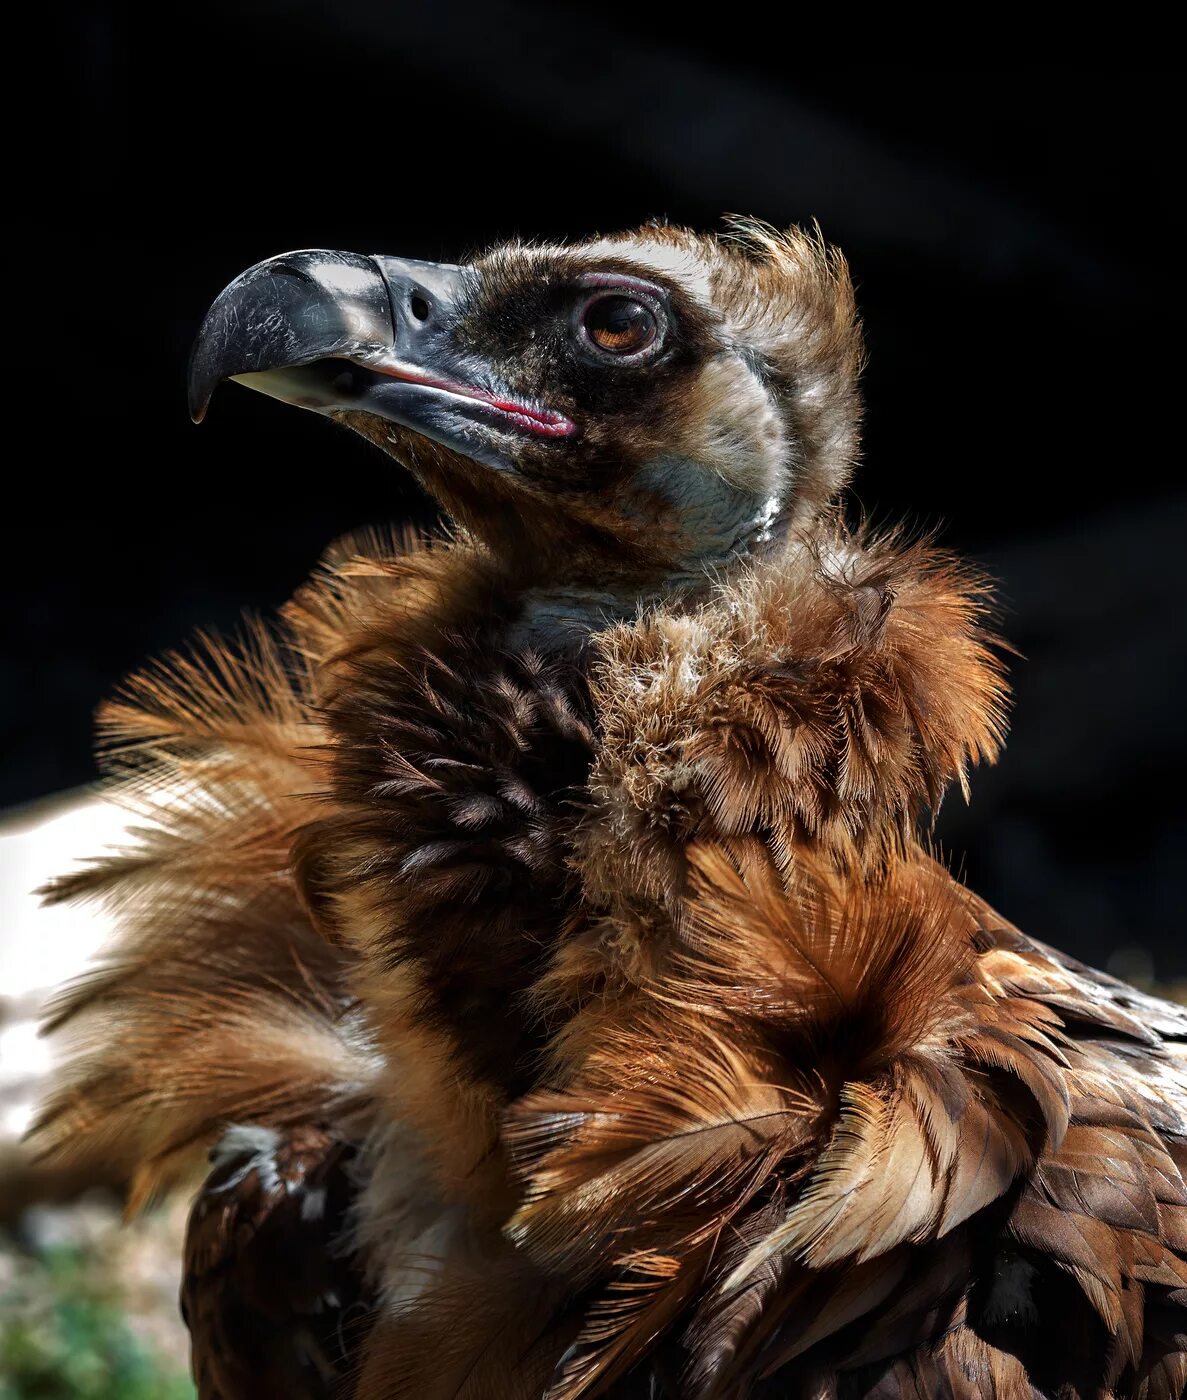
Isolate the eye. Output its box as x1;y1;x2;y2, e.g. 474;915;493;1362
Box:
581;293;659;357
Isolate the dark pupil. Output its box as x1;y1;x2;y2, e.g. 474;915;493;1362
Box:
586;296;653;352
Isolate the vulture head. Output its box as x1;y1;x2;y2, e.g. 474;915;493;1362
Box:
189;221;862;590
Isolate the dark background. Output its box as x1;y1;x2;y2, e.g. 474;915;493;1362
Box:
8;23;1183;974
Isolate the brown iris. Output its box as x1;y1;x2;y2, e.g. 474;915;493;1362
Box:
582;294;657;355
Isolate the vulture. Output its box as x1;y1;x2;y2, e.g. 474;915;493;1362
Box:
33;220;1187;1398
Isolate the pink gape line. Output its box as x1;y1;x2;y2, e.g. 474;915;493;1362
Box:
371;361;576;439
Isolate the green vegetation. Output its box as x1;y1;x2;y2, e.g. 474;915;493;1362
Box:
1;1245;194;1400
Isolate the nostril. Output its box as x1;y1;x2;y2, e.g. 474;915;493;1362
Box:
409;292;430;322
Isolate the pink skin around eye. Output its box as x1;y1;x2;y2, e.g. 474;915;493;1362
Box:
577;272;665;299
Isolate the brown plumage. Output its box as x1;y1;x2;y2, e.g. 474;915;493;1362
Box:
181;1124;373;1399
33;221;1186;1397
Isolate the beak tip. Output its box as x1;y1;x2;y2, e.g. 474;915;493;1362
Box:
187;368;213;423
187;326;223;423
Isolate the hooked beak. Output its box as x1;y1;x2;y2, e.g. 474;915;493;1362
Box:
187;249;575;464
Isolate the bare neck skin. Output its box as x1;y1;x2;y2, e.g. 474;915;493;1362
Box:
508;492;791;651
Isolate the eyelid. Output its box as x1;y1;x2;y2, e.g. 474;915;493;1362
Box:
576;271;666;303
